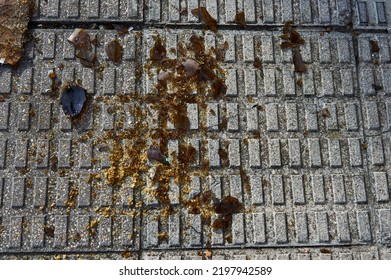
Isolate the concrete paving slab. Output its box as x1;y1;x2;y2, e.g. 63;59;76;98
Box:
0;1;390;260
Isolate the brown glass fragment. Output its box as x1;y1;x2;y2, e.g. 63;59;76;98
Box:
212;214;232;230
44;226;55;238
189;35;205;57
112;24;130;36
191;7;218;33
370;40;380;52
182;59;200;77
172;105;190;131
218;147;228;167
292;48;307;72
213;195;243;214
280;20;305;50
179;143;197;165
200;190;216;205
200;64;216;81
320;248;331;254
235;11;246;28
147;146;168;164
68;29;96;68
290;30;305;45
105;40;123;64
211;194;244;230
210;78;227;99
149;36;166;60
283;20;294;34
322;108;330;118
280;41;294;49
253;56;263;69
240;167;250;193
157;70;170;81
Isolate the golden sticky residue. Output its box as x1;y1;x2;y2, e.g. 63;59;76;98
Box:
158;232;169;241
85;218;99;237
121;250;132;258
105;140;125;187
66;184;79;209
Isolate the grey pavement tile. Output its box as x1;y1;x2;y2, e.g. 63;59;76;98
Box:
353;0;391;31
1;2;391;258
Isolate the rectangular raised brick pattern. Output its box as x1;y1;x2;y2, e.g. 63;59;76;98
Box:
31;216;45;248
0;140;6;169
33;177;48;207
12;177;25;208
232;213;245;245
271;175;285;205
253;213;266;244
274;212;288;244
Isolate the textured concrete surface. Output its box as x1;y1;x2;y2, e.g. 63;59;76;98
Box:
0;0;391;260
